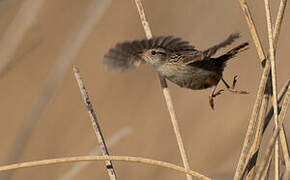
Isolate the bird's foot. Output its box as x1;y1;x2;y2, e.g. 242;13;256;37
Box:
227;88;249;94
213;89;224;97
223;76;249;94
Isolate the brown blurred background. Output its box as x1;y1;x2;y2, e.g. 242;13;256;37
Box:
0;0;289;179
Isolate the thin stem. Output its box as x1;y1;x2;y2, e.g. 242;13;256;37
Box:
244;94;270;180
255;83;290;179
73;67;117;180
245;79;290;179
261;155;272;179
234;58;271;180
278;85;290;165
273;0;288;49
235;0;288;178
254;128;280;180
264;1;280;179
0;156;211;180
238;0;266;61
134;1;192;180
234;0;268;177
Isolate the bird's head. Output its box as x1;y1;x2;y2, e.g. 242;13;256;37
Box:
142;48;169;67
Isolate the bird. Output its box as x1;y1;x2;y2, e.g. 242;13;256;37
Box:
103;33;249;109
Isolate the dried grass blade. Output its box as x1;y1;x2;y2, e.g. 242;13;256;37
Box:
73;67;117;180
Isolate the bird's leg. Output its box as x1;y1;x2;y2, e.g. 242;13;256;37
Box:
221;76;248;94
209;85;224;110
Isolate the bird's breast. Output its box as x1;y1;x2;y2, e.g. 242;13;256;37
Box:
157;63;222;90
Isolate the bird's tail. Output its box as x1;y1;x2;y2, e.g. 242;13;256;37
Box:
214;42;249;64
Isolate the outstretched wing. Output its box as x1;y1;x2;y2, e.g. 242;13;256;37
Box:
103;36;195;72
203;33;240;57
174;33;241;66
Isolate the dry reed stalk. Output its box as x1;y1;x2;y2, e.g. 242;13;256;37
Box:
254;84;290;179
244;94;270;180
245;79;290;179
238;0;265;60
277;85;290;164
60;127;132;180
0;155;211;180
73;67;117;180
263;80;290;131
273;0;287;49
2;1;111;179
235;0;288;178
254;128;280;179
261;154;272;179
280;124;290;165
261;0;288;152
0;0;45;76
264;1;280;179
234;57;271;180
234;1;268;177
134;1;192;180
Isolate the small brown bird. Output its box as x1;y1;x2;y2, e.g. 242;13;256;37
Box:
103;33;248;109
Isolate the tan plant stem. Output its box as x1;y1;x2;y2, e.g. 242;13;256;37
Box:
0;156;211;180
73;67;117;180
134;1;192;180
235;0;288;178
278;85;290;165
254;128;279;179
245;79;290;179
264;0;280;179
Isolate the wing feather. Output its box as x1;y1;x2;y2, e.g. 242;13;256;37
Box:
103;36;196;71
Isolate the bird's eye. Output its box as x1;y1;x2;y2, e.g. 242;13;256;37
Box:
151;50;157;56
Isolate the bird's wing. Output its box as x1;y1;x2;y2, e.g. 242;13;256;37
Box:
202;33;240;57
175;33;241;66
103;36;195;72
168;49;205;65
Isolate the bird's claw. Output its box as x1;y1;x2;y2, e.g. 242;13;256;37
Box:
209;97;214;110
212;89;224;97
209;89;224;110
232;75;238;89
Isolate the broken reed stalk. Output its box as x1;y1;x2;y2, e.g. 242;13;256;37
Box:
73;67;117;180
134;1;192;180
0;156;211;180
235;0;288;179
264;0;280;179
